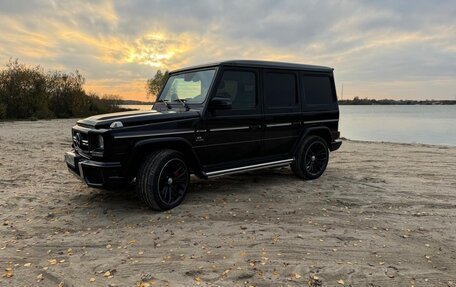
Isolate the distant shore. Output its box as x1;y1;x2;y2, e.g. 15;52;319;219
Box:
338;98;456;105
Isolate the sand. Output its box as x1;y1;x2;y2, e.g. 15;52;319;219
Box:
0;119;455;286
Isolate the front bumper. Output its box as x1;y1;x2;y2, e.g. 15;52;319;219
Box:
330;139;342;151
65;150;125;188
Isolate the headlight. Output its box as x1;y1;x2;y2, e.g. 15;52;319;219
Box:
98;135;104;150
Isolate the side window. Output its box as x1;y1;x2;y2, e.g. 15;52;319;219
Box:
302;76;335;105
215;70;256;110
264;72;298;109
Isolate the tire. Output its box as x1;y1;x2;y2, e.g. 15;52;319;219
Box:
136;150;190;211
291;135;329;180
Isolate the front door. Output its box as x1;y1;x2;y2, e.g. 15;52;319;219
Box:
203;68;262;169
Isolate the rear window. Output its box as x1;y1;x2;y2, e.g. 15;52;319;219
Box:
302;76;334;105
264;72;298;108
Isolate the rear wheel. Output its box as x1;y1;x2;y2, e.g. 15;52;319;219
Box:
291;135;329;180
137;150;190;211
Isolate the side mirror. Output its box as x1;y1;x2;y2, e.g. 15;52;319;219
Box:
209;97;232;110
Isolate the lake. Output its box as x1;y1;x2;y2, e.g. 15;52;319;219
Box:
339;105;456;146
121;105;456;146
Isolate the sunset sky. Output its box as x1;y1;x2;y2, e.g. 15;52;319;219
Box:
0;0;455;101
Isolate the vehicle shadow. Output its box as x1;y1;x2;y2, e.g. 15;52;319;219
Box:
73;167;299;212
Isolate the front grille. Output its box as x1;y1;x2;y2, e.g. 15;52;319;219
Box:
72;130;90;153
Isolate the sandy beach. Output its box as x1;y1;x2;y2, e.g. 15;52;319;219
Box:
1;119;455;286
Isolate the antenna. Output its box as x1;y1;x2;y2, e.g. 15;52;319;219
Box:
341;83;344;100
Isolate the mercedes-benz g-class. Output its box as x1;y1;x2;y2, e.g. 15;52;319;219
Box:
65;60;342;210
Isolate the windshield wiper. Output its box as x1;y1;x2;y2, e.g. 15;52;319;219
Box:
156;99;172;109
173;98;190;111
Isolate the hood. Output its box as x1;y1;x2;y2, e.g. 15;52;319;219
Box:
77;109;200;129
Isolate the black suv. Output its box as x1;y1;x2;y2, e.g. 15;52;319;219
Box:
65;60;341;210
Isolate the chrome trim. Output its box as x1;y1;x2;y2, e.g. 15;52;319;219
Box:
81;140;89;146
78;161;84;179
90;151;104;157
205;158;294;178
304;119;338;124
79;160;121;168
209;126;250;132
266;122;292;128
196;129;207;133
114;130;194;139
74;146;90;159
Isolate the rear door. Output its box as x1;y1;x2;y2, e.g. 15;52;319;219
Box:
262;69;302;158
203;68;262;168
301;72;339;131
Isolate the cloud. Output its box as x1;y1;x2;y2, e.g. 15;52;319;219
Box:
85;78;148;101
0;0;454;100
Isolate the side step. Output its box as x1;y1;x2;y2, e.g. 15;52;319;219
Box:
204;158;294;178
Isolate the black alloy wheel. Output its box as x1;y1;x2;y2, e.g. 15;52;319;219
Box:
304;140;328;177
291;135;329;180
137;150;190;211
157;158;189;206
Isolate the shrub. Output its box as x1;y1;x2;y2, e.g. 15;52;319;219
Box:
0;59;125;120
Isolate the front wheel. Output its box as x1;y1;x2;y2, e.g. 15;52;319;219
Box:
291;136;329;180
137;150;190;211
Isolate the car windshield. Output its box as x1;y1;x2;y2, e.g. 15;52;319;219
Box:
158;69;216;104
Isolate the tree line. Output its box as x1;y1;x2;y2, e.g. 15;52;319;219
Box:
0;59;126;120
339;96;456;105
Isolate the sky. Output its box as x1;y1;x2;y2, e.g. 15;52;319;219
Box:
0;0;455;101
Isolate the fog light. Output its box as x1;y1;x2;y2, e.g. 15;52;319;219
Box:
98;135;104;150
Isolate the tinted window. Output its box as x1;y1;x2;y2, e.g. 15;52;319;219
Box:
215;70;256;109
264;72;297;108
302;76;334;105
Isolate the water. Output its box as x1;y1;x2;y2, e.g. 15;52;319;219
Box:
121;104;456;146
339;105;456;146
